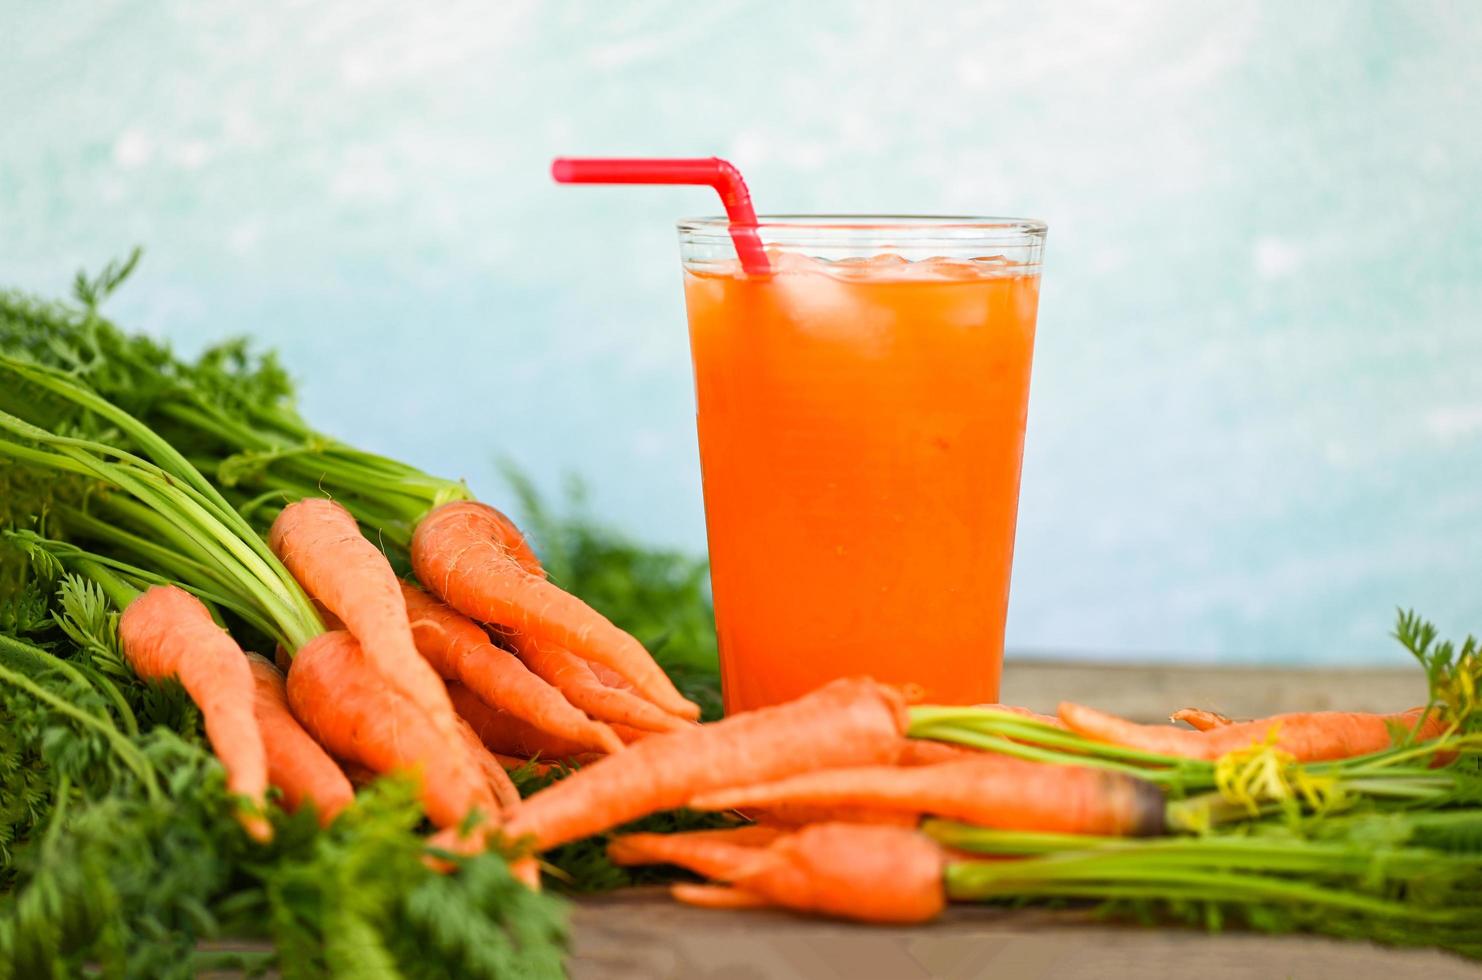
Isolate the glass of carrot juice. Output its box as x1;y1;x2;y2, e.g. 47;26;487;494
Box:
677;216;1046;713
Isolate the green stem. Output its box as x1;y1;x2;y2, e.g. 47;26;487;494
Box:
0;633;139;737
0;660;160;800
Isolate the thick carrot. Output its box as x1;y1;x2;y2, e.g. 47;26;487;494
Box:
613;824;947;924
449;681;602;762
411;501;699;720
245;653;354;826
746;803;920;829
503;677;909;851
670;884;773;910
1059;702;1450;762
287;630;499;830
403;581;623;755
736;824;946;923
119;585;271;842
1171;707;1233;731
454;711;522;811
690;755;1165;837
509;631;693;735
269;499;459;737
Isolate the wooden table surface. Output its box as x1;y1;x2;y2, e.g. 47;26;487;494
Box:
565;660;1479;980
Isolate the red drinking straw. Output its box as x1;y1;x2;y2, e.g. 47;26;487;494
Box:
551;157;771;276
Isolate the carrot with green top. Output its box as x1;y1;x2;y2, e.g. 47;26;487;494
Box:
611;823;947;924
287;630;500;830
449;681;603;762
690;756;1165;837
1059;702;1449;762
119;585;271;842
411;500;699;720
270;499;461;740
508;631;693;735
403;580;623;754
504;677;909;851
246;653;353;825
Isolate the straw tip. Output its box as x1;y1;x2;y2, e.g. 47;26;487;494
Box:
550;158;574;183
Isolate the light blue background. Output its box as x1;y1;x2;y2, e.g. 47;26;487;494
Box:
4;1;1480;664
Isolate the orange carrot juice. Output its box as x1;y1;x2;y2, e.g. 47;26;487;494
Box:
679;218;1045;712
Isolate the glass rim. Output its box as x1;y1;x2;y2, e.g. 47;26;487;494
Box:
677;214;1047;250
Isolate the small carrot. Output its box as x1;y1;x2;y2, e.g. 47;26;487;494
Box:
287;630;499;830
613;824;947;924
270;499;460;740
503;677;909;851
119;585;271;842
509;631;693;735
669;884;772;910
1171;707;1233;731
449;681;602;762
1059;702;1450;762
403;581;623;755
454;711;523;811
411;501;699;720
690;756;1165;837
245;653;354;826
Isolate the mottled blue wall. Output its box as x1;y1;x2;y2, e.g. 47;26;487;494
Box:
4;1;1480;663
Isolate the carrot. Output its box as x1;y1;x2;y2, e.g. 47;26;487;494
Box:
245;653;353;826
608;723;658;745
454;711;523;811
690;755;1165;837
1171;707;1233;731
509;631;693;735
411;500;699;720
1059;702;1450;762
896;738;986;767
403;581;623;755
270;499;460;739
746;803;921;829
286;630;500;830
608;832;768;879
614;824;947;924
669;884;772;910
449;681;602;762
503;676;909;851
118;585;271;842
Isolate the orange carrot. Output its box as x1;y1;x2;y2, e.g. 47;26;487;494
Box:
504;677;909;851
403;581;623;755
608;723;658;745
690;755;1165;837
270;499;460;739
411;500;699;720
454;712;523;811
896;738;986;767
119;585;271;842
509;631;693;735
1059;701;1450;762
669;884;772;910
613;824;947;924
1171;707;1233;731
287;630;499;830
449;681;601;762
746;803;921;829
245;653;354;826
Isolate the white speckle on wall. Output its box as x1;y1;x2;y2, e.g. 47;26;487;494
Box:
3;0;1480;663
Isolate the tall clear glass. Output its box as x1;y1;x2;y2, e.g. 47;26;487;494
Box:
678;217;1046;712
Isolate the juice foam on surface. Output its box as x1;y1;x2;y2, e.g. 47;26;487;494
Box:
685;248;1033;283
